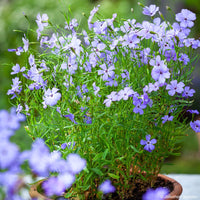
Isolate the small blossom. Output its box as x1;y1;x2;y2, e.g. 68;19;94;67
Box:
8;46;24;56
166;80;185;96
150;56;170;83
43;88;61;106
88;5;100;29
176;9;196;28
98;180;116;194
98;64;115;81
133;97;146;115
66;153;86;174
61;142;75;150
182;86;195;98
142;4;159;17
7;77;22;99
0;140;20;169
36;13;48;31
103;91;118;107
118;87;135;101
140;135;157;152
22;35;29;52
64;113;77;124
179;53;190;65
190;120;200;132
11;64;25;75
142;187;169;200
161;115;174;124
187;110;199;115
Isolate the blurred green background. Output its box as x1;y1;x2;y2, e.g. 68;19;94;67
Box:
1;0;200;173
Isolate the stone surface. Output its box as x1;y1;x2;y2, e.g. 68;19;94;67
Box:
167;174;200;200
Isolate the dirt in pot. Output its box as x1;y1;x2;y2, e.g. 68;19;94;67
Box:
102;176;173;200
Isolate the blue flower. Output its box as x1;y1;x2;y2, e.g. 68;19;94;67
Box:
142;187;169;200
161;115;174;124
98;180;116;194
190;120;200;133
43;88;61;106
0;140;20;170
142;4;159;17
150;56;170;84
66;153;86;174
176;9;196;28
140;135;157;152
166;80;185;96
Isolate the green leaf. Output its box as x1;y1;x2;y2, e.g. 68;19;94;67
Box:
130;145;142;153
102;149;109;159
108;173;120;180
90;168;104;176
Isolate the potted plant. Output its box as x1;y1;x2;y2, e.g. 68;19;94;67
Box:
6;2;200;200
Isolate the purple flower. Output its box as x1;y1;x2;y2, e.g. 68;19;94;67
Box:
150;56;170;83
142;4;159;17
98;64;115;81
176;9;196;28
190;120;200;132
22;35;29;52
105;76;118;87
64;113;77;124
93;82;101;97
133;97;146;115
161;115;174;124
98;180;116;194
28;138;51;176
42;176;66;196
0;109;25;131
65;18;78;30
122;33;140;48
137;21;153;40
187;110;199;115
11;64;25;75
118;87;135;101
83;115;92;124
0;172;23;199
179;53;190;65
57;172;75;189
166;80;185;96
165;49;177;62
36;13;48;31
103;91;118;107
8;46;24;56
140;135;157;152
66;153;86;174
43;173;75;196
142;187;169;200
182;86;195;98
121;70;129;79
28;54;35;67
0;140;19;169
7;77;22;99
61;142;75;150
148;82;160;93
88;5;100;29
43;88;61;106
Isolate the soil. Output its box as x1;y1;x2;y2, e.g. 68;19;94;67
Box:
102;176;173;200
34;176;174;200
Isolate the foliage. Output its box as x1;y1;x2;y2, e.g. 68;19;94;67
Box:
5;2;200;200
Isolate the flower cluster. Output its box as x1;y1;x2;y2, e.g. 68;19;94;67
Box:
0;109;86;199
7;3;200;199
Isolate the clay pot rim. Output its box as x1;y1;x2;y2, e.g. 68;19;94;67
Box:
158;174;183;200
29;174;183;200
29;179;53;200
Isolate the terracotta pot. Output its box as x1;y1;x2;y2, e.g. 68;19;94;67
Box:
158;174;183;200
29;174;182;200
